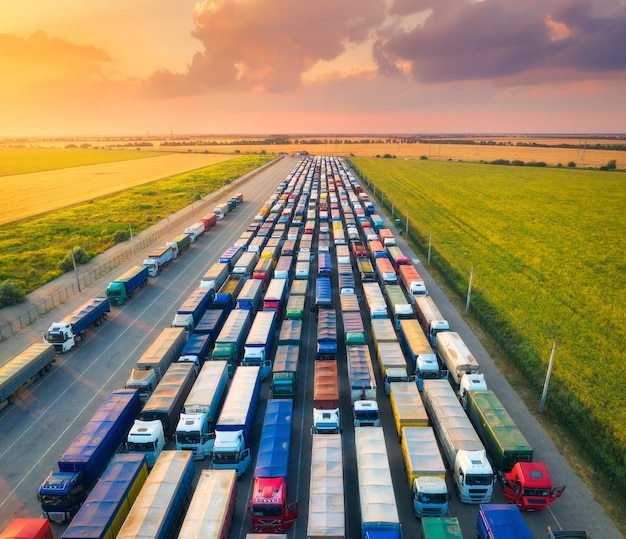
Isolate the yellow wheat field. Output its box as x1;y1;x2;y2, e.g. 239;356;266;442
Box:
1;153;236;226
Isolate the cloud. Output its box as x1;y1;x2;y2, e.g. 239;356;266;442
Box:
143;0;386;96
375;0;626;84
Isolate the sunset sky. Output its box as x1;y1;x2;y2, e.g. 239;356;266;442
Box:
2;0;625;136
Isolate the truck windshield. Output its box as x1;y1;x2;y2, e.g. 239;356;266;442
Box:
467;474;493;486
354;411;379;420
523;488;550;496
251;505;282;517
417;492;448;504
127;441;157;451
39;494;71;506
176;432;201;444
213;451;239;464
44;332;65;343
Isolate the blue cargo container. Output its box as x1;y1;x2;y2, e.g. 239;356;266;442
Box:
105;266;149;306
38;389;141;523
315;277;332;309
171;287;214;334
192;308;227;339
317;252;332;276
61;454;148;539
236;278;264;312
316;309;338;360
477;504;533;539
178;333;213;374
219;246;243;270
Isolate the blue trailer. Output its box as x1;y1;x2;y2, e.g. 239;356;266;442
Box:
43;296;110;352
315;277;332;309
250;399;298;533
171;287;214;334
213;273;246;311
61;454;148;539
116;451;195;539
477;504;533;539
219;245;243;270
317;252;332;276
242;310;277;379
38;389;141;523
105;265;149;306
178;333;214;374
316;309;338;360
193;308;227;339
236;278;264;312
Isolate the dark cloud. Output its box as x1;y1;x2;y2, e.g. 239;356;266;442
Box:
376;0;626;83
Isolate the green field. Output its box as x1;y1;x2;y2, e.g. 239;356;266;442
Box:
351;158;626;489
0;148;166;176
0;155;273;292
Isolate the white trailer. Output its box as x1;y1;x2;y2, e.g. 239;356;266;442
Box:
354;427;402;538
362;282;388;319
185;222;206;242
307;434;345;539
422;380;494;504
414;295;450;345
436;331;480;385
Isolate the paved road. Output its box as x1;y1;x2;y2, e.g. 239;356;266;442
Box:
0;156;621;538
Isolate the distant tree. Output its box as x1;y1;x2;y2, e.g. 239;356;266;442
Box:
0;279;26;308
607;159;617;170
420;155;428;160
567;161;576;168
511;160;525;166
527;161;547;167
491;159;510;165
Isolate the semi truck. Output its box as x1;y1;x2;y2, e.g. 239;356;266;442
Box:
249;400;298;533
178;332;213;374
201;211;218;230
253;257;274;290
275;255;293;279
357;257;376;282
503;461;566;512
354;427;402;539
211;308;252;376
125;420;165;469
421;517;463;539
271;344;299;400
38;389;141;523
172;287;215;334
242;310;277;379
312;360;340;434
436;331;481;389
285;294;305;320
137;362;196;440
214;203;230;220
193;308;227;340
338;272;356;296
384;284;413;328
178;469;237;538
234;251;260;277
200;262;230;291
0;343;56;412
212;366;261;476
346;344;379;427
175;360;229;460
401;427;449;518
263;278;288;315
477;504;533;539
376;341;410;395
116;451;195;539
362;282;388;318
219;246;243;270
43;296;110;352
307;434;345;539
213;273;246;311
398;318;446;390
166;232;191;257
278;319;302;345
314;277;332;309
375;256;397;284
0;519;52;539
390;382;429;437
414;295;450;344
386;245;410;272
422;380;494;504
105;265;149;306
236;278;264;312
316;309;338;361
342;310;366;345
142;245;174;277
61;454;148;539
378;228;396;247
399;264;427;297
185;221;206;242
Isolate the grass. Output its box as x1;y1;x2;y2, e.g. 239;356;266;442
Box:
349;157;626;525
0;155;274;293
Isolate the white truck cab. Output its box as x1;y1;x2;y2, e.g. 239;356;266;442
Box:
125;419;165;468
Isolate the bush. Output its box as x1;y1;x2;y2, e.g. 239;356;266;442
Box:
526;161;547;167
511;160;525;166
567;161;576;168
59;246;90;273
0;279;26;307
490;159;511;165
113;229;129;244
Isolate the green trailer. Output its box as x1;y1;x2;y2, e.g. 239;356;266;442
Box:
422;517;464;539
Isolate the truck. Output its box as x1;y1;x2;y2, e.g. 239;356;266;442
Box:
399;264;427;297
378;228;396;247
178;470;237;538
398;318;446;390
354;427;402;539
375;256;397;284
286;294;306;320
390;382;429;437
236;278;264;312
213;273;246;311
211;308;252;376
130;326;187;387
342;310;366;344
414;295;450;343
263;278;288;315
200;261;230;291
105;265;149;306
477;504;533;539
166;232;191;257
125;420;165;469
214;203;230;220
175;360;229;460
347;344;380;427
436;331;481;389
502;461;566;512
314;277;332;309
275;255;293;279
401;427;449;518
271;345;299;399
61;454;148;539
242;310;277;379
115;451;195;539
142;245;174;277
312;360;340;434
219;245;243;270
386;245;410;272
249;400;298;533
421;517;463;539
234;251;260;277
0;520;52;539
0;343;56;412
340;293;360;313
43;296;110;352
384;284;413;328
351;240;367;257
185;221;206;242
38;389;141;523
316;309;338;360
422;380;494;504
278;319;302;345
368;239;385;258
370;214;384;232
377;341;410;395
193;308;227;339
362;282;388;318
338;272;356;296
307;434;345;539
178;332;214;374
201;211;218;230
253;257;274;290
212;366;261;476
137;362;196;440
171;287;214;335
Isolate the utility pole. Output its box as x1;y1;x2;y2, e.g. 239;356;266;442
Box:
539;340;557;413
427;229;432;265
465;264;474;314
129;223;135;253
70;248;82;293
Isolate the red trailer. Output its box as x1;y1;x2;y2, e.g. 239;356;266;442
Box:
0;519;53;539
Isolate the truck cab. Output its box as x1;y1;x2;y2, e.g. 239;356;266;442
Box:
125;420;165;468
312;408;340;434
412;476;449;518
175;413;213;460
353;400;380;427
503;461;565;511
459;373;488;409
211;430;251;476
38;470;86;523
125;368;158;403
383;367;410;395
249;478;298;533
43;322;78;352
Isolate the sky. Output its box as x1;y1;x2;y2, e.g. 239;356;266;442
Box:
1;0;625;136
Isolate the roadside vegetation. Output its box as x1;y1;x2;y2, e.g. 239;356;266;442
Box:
350;157;626;526
0;155;273;299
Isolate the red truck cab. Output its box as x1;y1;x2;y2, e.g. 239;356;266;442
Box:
503;461;565;511
249;476;298;532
